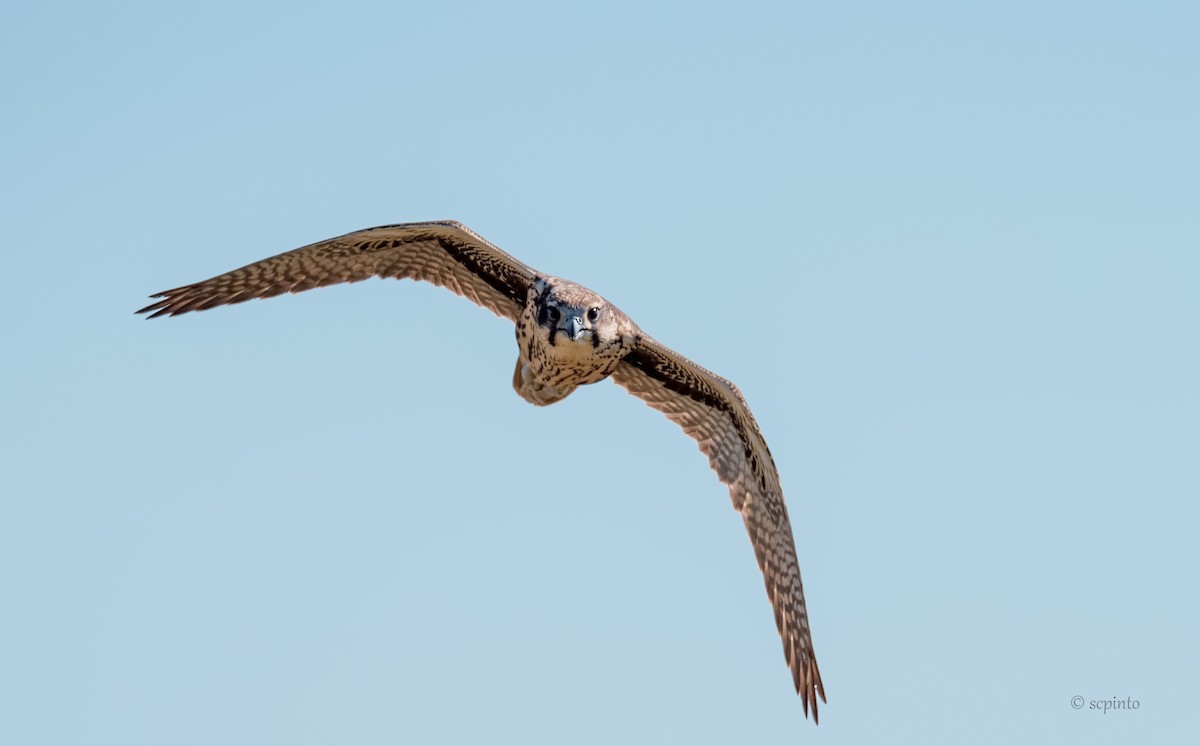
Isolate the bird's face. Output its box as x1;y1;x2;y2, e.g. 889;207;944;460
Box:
535;280;620;349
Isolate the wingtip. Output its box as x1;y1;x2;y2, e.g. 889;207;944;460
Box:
809;662;827;724
135;297;170;318
800;683;822;725
792;655;825;724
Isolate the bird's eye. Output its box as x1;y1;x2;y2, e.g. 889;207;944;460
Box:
587;307;600;322
546;306;560;322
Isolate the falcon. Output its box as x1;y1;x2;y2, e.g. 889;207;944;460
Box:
138;220;826;721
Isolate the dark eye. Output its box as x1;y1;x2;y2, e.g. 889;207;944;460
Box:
546;306;560;322
587;307;600;322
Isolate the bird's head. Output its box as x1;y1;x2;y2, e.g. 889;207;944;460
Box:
534;278;620;348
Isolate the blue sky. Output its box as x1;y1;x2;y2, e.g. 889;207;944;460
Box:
2;1;1196;743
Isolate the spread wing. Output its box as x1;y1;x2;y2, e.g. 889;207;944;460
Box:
136;221;537;321
610;335;825;722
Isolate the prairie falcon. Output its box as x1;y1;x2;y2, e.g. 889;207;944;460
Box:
138;220;826;721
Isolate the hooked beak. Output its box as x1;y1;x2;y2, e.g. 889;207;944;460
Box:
566;316;585;341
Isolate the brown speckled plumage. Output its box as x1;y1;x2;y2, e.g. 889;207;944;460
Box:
138;220;826;722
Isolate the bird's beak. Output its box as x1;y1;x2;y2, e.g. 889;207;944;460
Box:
567;316;585;341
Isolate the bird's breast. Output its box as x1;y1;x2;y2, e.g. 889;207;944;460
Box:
517;323;618;386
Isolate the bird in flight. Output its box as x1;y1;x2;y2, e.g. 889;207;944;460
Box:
138;220;826;721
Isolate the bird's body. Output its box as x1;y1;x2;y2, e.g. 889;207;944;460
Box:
513;277;636;405
138;220;826;722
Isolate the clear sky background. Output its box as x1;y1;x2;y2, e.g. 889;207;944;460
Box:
2;2;1196;744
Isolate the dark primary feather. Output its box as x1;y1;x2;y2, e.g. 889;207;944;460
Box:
612;337;825;722
136;221;537;320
